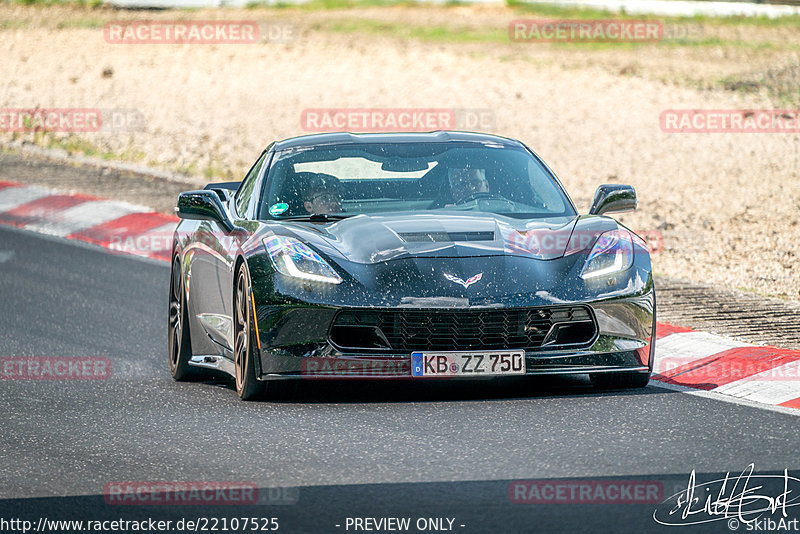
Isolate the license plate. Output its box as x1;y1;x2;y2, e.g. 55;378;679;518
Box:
411;350;526;377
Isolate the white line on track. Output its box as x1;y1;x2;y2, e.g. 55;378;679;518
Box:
649;380;800;418
0;185;53;212
653;331;751;374
713;360;800;406
24;200;143;237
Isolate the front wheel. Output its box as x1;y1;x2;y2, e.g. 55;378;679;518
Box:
168;257;197;381
234;263;266;401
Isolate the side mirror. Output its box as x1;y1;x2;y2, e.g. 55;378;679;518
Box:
589;184;637;216
176;190;235;232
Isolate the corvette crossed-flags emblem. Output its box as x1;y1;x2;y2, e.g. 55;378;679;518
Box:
443;272;483;289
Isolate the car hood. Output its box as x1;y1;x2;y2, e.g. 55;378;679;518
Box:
276;212;584;264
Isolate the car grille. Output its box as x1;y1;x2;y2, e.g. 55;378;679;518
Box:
329;306;597;352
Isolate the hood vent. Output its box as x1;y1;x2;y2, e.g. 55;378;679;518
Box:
397;231;495;243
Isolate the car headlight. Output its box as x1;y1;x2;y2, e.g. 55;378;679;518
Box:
263;236;343;284
580;229;634;280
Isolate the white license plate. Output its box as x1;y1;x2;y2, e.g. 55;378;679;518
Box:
411;350;526;377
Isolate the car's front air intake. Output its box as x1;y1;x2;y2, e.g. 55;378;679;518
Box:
329;306;597;352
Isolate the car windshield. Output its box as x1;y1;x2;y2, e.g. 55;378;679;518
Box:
260;141;575;220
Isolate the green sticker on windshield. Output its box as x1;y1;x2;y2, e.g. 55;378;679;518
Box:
269;202;289;216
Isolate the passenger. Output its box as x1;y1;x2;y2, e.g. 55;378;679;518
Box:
302;174;343;215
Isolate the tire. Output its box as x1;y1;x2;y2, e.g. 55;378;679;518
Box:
592;371;650;389
168;257;197;381
234;263;266;401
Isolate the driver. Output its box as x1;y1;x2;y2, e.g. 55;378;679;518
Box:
448;167;489;204
302;173;343;215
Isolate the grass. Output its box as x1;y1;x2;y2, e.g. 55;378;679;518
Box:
250;0;798;52
325;18;506;43
320;16;793;53
7;0;800;32
7;131;240;181
243;0;800;34
174;160;199;177
202;159;237;180
6;0;800;47
41;134;147;162
683;12;800;29
718;63;800;106
55;17;105;29
10;0;103;6
0;19;32;29
507;1;800;29
5;132;146;165
736;286;793;301
506;0;619;19
248;0;429;9
171;154;239;180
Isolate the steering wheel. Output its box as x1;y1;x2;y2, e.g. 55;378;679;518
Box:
454;191;509;205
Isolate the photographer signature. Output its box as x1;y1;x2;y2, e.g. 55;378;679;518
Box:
653;464;800;527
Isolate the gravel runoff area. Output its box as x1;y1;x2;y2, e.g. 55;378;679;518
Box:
1;5;798;301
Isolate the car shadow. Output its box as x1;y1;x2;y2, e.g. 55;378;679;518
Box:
231;374;675;404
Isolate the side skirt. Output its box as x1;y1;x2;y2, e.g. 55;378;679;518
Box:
188;355;235;377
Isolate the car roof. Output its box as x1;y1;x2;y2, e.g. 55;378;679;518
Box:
269;131;526;151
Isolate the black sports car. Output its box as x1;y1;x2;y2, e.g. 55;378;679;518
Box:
169;131;655;400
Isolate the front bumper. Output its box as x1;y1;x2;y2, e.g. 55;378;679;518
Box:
253;291;655;380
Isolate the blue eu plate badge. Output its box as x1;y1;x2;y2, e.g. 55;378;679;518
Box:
411;352;424;377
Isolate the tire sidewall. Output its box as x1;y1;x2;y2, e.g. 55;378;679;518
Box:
235;262;264;400
169;257;193;380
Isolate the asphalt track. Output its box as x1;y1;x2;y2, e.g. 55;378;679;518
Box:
1;224;799;534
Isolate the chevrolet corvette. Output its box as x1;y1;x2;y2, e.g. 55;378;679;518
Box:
169;131;655;400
